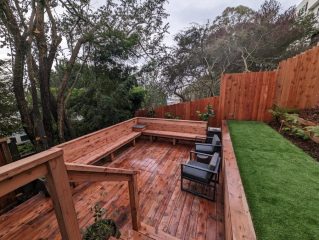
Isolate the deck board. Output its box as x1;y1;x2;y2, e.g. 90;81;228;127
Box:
0;139;224;240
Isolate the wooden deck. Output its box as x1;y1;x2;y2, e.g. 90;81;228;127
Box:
0;139;224;240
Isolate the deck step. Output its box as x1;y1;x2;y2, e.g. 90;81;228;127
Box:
118;223;180;240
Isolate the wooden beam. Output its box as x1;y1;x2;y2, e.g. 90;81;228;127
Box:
0;164;47;198
65;163;139;175
128;174;140;231
68;171;131;182
0;148;62;182
45;156;81;240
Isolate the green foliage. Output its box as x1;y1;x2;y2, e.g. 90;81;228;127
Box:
269;105;299;121
129;86;146;113
305;126;319;137
0;60;21;136
83;203;120;240
164;112;180;119
228;121;319;240
146;108;155;118
270;106;309;140
159;0;318;100
17;142;35;156
196;104;215;121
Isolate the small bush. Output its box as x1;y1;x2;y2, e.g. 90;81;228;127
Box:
196;104;215;121
83;203;121;240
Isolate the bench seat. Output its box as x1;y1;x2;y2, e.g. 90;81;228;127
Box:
70;132;141;164
142;130;206;143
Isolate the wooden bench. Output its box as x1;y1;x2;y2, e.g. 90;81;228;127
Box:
56;118;141;164
136;118;207;145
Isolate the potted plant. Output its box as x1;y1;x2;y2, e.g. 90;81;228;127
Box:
83;203;121;240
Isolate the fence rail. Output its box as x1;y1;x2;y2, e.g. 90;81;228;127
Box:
136;46;319;126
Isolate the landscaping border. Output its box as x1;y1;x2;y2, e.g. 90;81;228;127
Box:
222;120;256;240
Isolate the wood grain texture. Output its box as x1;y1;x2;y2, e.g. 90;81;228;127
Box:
274;46;319;109
0;140;224;240
56;118;139;164
137;46;319;126
136;97;220;127
222;121;256;240
218;71;277;123
137;118;207;137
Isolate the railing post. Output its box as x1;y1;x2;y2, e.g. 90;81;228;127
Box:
128;173;140;231
45;153;81;240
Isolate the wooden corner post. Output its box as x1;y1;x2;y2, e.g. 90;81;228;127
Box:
128;173;140;230
45;151;81;240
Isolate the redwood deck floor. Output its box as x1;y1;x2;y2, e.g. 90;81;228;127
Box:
0;139;224;240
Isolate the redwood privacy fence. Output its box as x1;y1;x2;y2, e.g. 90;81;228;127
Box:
136;46;319;126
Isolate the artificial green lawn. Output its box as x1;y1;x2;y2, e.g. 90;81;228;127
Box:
228;121;319;240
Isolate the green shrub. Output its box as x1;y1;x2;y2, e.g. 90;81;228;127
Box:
196;104;215;121
164;112;180;119
83;203;120;240
305;126;319;137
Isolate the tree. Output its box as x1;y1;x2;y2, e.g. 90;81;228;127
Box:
0;0;168;148
0;60;20;136
160;0;317;101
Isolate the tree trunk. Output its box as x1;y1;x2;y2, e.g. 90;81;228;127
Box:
27;53;48;150
12;41;36;143
34;2;54;146
57;38;85;142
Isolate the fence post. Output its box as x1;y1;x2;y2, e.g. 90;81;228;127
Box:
45;153;81;240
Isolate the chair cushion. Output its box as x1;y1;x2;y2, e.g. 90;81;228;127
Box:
195;144;213;154
182;161;212;183
212;135;221;146
208;153;219;170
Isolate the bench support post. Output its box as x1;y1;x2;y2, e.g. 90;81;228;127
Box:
110;153;115;161
149;136;153;142
173;138;176;145
132;138;136;147
128;174;140;231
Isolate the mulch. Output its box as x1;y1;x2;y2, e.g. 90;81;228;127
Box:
269;121;319;162
298;106;319;125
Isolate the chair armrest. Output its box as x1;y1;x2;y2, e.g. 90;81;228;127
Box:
195;143;213;146
181;163;216;174
190;150;214;158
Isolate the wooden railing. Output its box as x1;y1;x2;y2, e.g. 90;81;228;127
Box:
0;148;140;240
65;162;140;230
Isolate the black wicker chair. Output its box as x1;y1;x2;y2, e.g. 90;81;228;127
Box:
181;152;221;201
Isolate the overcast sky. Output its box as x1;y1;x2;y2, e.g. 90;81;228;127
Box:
0;0;301;59
164;0;301;45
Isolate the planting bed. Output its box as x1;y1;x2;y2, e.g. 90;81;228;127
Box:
228;121;319;240
269;121;319;162
299;106;319;125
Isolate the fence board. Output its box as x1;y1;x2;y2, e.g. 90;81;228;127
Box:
274;46;319;109
136;46;319;126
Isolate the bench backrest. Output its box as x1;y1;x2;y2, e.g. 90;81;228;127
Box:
137;118;207;135
56;118;138;162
